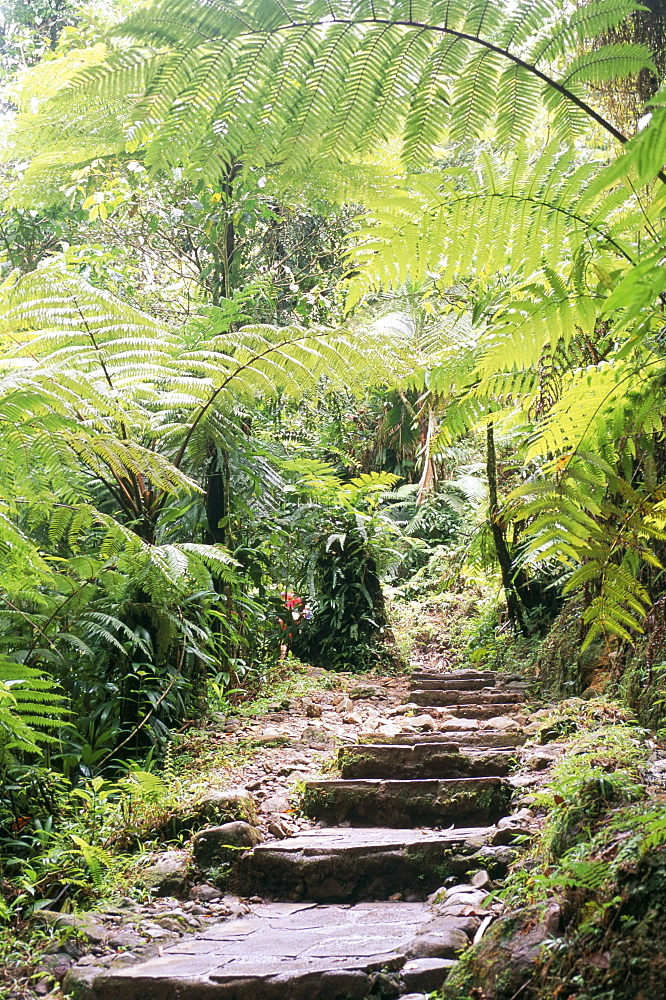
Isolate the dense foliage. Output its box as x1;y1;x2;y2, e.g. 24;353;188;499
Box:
3;0;666;922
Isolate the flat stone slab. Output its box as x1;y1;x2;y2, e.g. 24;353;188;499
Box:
86;902;461;999
407;700;525;719
410;669;496;681
338;744;516;780
232;826;511;902
361;731;526;748
411;678;493;691
301;777;511;827
409;689;523;706
447;704;525;719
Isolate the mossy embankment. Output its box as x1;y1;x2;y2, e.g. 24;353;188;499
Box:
440;697;666;1000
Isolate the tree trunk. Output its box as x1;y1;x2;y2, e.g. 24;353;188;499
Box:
486;422;526;632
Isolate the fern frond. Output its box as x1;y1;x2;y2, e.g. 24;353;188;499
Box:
346;144;638;307
5;0;647;187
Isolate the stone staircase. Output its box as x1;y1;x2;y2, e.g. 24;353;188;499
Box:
84;669;528;1000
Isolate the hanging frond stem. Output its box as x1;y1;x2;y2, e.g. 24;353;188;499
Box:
97;670;179;767
0;595;67;663
171;327;353;473
70;295;133;453
25;576;99;664
380;189;638;266
491;193;637;263
262;15;630;144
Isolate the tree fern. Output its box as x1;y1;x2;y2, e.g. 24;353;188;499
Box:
3;0;651;198
0;263;413;545
504;457;666;647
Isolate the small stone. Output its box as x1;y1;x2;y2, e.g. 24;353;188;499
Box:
140;924;173;939
439;904;490;918
108;951;142;969
377;724;402;736
526;751;556;770
260;793;291;814
472;870;491;889
306;703;323;718
497;811;533;829
440;718;479;731
335;696;353;714
301;725;335;743
342;713;363;725
189;884;221;902
481;716;519;731
350;686;381;699
401;714;436;731
155;917;185;934
222;719;243;732
284;769;311;784
268;819;294;839
37;952;74;981
443;887;489;907
490;826;532;846
107;930;144;950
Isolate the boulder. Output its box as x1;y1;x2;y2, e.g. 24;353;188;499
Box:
140;850;190;897
192;821;263;869
443;902;564;999
185;788;258;828
406;926;469;959
402;957;457;992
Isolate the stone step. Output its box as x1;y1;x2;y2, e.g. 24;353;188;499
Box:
81;901;467;999
410;678;494;691
409;689;524;706
231;827;514;902
410;677;531;695
444;704;525;719
411;669;496;680
301;777;511;827
406;703;524;721
337;744;516;780
361;730;526;748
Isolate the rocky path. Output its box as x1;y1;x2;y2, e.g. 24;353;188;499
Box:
62;668;535;1000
